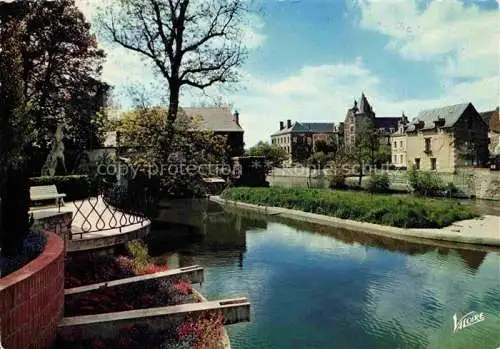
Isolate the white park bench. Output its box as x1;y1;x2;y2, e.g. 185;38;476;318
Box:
30;185;66;212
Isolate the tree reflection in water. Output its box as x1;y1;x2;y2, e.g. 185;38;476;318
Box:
148;201;491;274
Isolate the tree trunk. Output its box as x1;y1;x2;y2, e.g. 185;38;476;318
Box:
167;84;180;128
358;162;363;187
161;83;180;159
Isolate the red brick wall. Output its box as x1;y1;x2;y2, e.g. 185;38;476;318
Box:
0;231;65;349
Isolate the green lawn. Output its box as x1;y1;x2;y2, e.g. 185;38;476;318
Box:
220;187;477;229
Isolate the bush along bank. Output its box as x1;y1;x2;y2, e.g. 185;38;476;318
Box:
59;240;225;349
220;187;477;229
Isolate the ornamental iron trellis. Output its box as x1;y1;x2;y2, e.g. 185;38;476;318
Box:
70;182;153;239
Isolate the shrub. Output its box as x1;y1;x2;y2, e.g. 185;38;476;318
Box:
406;168;460;197
220;187;476;228
329;173;347;189
29;175;90;201
23;232;47;259
127;240;152;272
367;173;390;193
0;232;47;277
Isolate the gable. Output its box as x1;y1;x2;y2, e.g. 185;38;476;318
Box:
454;104;489;131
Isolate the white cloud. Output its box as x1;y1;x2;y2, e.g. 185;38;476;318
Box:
355;0;499;79
363;250;500;346
242;13;267;49
215;60;497;147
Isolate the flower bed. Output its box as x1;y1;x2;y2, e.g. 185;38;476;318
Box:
55;311;224;349
64;256;195;316
59;240;225;348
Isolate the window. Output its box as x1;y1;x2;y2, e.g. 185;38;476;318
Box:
415;158;420;170
400;155;403;164
400;141;403;148
394;141;397;148
350;125;355;133
389;128;395;133
424;138;431;153
468;117;473;129
393;155;397;164
350;135;355;144
431;158;437;170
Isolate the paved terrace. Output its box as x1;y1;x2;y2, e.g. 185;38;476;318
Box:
30;196;151;252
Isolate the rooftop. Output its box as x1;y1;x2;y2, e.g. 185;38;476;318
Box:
406;103;471;132
181;107;243;132
272;122;334;136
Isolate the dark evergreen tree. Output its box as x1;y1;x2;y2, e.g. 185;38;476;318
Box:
0;20;31;256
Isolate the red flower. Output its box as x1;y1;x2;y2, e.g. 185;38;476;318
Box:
173;279;192;295
140;263;169;274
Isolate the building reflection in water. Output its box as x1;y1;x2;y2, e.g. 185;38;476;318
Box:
147;199;489;273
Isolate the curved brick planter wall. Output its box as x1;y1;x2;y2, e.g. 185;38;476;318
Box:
0;231;65;349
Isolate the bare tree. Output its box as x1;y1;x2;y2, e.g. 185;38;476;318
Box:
97;0;247;132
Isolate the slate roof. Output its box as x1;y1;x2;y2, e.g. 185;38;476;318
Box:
358;93;373;114
271;122;334;136
406;103;471;132
374;117;399;129
181;107;243;132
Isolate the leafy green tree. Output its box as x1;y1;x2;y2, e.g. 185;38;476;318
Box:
0;0;109;154
307;152;332;169
116;107;228;198
0;20;32;256
292;138;312;165
246;141;288;168
347;121;380;185
315;139;337;155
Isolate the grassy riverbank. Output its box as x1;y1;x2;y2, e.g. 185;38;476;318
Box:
220;187;477;228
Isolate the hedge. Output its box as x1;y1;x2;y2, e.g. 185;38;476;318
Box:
29;175;91;201
220;187;477;229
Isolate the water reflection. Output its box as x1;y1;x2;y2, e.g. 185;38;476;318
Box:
148;202;268;269
146;200;500;349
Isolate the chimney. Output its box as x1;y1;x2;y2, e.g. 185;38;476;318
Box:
287;119;292;128
280;121;284;130
233;110;240;126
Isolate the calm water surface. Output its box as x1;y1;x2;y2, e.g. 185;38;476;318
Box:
148;203;500;349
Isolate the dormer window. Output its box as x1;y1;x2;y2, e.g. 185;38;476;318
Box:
389;128;395;133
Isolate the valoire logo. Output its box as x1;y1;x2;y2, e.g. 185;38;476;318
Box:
453;311;485;333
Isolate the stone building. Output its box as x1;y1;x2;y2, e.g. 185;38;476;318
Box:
393;102;489;172
271;120;334;164
181;107;245;158
343;93;400;148
480;106;500;154
390;113;410;168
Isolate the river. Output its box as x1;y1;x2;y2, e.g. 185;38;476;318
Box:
147;202;500;349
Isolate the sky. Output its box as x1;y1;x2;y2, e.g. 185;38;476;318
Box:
75;0;499;148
